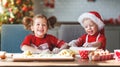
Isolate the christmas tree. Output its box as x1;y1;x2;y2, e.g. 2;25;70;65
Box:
0;0;34;25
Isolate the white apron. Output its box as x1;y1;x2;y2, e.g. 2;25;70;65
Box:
82;33;100;47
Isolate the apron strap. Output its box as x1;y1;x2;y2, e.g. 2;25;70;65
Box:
96;33;100;42
85;33;101;43
85;35;88;43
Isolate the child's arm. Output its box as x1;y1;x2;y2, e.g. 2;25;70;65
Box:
59;43;69;50
68;39;79;47
87;41;101;48
21;45;42;53
52;43;69;54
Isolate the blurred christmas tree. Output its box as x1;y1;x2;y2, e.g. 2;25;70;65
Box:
0;0;34;25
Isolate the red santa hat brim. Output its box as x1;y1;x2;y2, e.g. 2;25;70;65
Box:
78;12;105;31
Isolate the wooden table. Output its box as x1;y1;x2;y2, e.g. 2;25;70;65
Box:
0;56;120;67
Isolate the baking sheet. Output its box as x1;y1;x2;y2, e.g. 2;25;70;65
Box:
12;54;75;62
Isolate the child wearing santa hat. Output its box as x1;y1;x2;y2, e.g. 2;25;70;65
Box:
68;11;106;50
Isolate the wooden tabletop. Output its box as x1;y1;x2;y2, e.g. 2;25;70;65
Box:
0;57;120;67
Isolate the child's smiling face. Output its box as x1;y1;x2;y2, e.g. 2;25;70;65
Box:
82;18;98;35
31;18;48;38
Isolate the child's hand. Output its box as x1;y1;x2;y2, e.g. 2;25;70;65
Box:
82;42;101;48
52;48;60;54
82;43;89;47
41;49;51;54
88;42;101;47
59;43;69;50
68;40;77;47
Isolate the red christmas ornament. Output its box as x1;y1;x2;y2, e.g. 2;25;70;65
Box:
44;0;49;7
28;6;33;11
49;0;55;8
4;2;9;8
49;3;54;8
16;0;22;5
9;18;14;22
22;6;28;12
8;8;13;12
109;18;114;24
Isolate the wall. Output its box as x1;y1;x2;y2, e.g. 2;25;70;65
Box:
33;0;120;22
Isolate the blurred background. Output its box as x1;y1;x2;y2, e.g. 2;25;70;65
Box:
0;0;120;52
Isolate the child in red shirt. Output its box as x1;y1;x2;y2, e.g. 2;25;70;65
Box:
21;14;68;54
68;11;106;50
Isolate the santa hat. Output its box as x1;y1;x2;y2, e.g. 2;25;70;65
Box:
78;11;105;31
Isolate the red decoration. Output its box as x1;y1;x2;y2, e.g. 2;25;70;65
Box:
79;50;89;59
28;6;33;11
16;0;22;5
22;6;28;12
9;18;14;22
116;51;120;58
3;2;8;8
44;0;55;8
0;0;33;25
8;8;13;12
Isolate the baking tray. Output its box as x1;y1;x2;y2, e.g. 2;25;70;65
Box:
12;54;75;62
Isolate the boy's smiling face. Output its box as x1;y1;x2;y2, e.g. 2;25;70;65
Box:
82;18;98;35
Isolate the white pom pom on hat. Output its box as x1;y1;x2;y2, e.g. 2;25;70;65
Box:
78;11;105;30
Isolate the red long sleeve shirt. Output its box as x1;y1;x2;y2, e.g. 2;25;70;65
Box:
21;34;66;51
76;33;106;50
